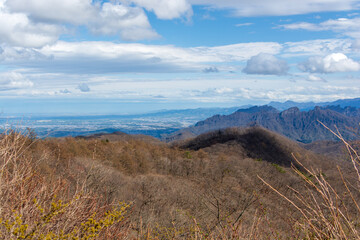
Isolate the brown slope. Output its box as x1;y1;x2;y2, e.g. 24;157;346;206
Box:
178;127;308;169
303;140;360;161
76;131;162;144
24;127;354;237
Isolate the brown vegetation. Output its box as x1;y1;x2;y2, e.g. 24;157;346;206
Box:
260;123;360;239
0;126;359;239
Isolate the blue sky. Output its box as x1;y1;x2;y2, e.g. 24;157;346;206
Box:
0;0;360;115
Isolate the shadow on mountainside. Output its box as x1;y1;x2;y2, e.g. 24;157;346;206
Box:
179;126;305;169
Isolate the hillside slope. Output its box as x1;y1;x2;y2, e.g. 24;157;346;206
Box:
2;126;358;238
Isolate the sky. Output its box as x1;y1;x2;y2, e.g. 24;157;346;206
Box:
0;0;360;115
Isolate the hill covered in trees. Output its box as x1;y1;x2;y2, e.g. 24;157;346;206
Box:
1;126;360;239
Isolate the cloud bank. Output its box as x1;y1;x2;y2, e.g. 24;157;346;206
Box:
0;41;282;74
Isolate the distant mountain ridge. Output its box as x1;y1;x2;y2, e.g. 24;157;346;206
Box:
268;98;360;111
4;97;359;139
165;105;360;143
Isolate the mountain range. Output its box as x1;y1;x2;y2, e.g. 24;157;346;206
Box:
4;97;359;140
267;98;360;111
165;105;360;143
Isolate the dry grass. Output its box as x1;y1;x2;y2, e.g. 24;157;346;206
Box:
0;124;359;239
0;129;132;239
259;122;360;239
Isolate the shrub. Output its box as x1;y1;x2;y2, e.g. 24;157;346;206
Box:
259;123;360;239
0;129;132;239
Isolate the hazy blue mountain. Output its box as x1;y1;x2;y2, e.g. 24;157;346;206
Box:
165;105;360;143
2;98;360;140
268;98;360;111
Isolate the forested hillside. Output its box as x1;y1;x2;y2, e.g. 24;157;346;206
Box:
1;127;359;239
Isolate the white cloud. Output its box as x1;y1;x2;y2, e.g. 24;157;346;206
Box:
299;53;360;73
243;53;289;75
0;4;62;48
0;45;48;62
197;42;282;62
0;41;282;74
283;39;352;57
6;0;359;22
280;17;360;39
0;39;357;76
189;0;360;17
215;87;233;94
129;0;193;19
6;0;96;24
88;3;159;41
1;0;360;50
235;22;253;27
281;17;360;31
279;22;320;31
306;74;326;82
0;71;34;89
1;0;159;47
190;85;360;104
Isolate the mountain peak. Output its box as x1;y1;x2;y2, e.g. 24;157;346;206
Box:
280;107;300;115
236;105;278;114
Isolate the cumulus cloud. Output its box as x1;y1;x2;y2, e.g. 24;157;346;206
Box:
189;0;358;17
8;0;356;22
0;6;62;47
299;53;360;73
0;0;160;47
1;0;360;49
243;53;289;75
203;67;219;73
6;0;96;24
87;3;159;41
77;83;90;92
